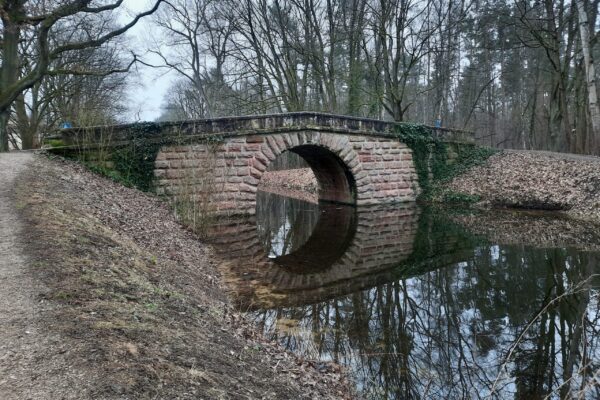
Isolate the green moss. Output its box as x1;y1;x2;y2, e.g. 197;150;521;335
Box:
437;144;497;182
72;123;224;193
392;124;496;200
108;123;165;191
54;123;166;191
392;123;450;196
84;163;127;185
46;139;66;148
53;290;74;301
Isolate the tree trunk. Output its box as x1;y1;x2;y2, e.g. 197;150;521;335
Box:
0;2;23;152
547;75;570;152
576;0;600;153
0;110;10;152
15;93;37;150
573;58;589;154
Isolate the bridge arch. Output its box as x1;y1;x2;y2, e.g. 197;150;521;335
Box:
50;112;477;215
155;130;419;215
257;133;361;204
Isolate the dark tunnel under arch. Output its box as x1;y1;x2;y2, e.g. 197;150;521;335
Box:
275;144;357;205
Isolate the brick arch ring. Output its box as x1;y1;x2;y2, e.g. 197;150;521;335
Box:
155;130;419;215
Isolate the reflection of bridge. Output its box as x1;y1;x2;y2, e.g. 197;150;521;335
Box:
209;203;422;309
51;112;474;215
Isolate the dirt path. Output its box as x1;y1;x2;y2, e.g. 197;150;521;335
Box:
0;152;40;398
0;153;93;399
0;153;65;398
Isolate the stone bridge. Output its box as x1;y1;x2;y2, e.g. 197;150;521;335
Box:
50;112;474;215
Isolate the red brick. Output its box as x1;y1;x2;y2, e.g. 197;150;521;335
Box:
155;160;169;169
166;169;183;179
250;167;262;179
235;167;249;176
274;136;286;151
266;136;282;154
252;157;268;172
246;135;264;143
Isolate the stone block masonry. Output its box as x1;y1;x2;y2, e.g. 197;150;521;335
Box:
154;131;420;215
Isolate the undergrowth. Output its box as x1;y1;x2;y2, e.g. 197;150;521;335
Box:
109;124;164;191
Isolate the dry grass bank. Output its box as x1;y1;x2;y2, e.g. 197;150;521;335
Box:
13;154;351;399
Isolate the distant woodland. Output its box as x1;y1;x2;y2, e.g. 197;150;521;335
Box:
1;1;599;154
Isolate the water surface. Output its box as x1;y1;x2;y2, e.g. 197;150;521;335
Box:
210;191;600;399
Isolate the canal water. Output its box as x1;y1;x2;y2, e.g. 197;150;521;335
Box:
209;191;600;399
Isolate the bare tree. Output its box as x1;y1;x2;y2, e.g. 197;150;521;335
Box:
0;0;162;152
146;0;600;155
148;0;235;118
576;0;600;152
9;13;131;149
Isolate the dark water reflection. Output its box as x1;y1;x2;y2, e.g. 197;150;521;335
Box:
210;191;600;399
256;192;357;272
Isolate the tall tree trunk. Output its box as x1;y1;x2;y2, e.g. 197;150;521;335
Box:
346;0;366;116
0;2;23;152
14;93;38;150
576;0;600;153
543;0;571;152
573;58;589;154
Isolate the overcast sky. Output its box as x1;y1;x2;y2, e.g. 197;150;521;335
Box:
121;0;176;122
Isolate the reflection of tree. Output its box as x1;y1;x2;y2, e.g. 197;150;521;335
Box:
505;252;600;400
251;213;600;399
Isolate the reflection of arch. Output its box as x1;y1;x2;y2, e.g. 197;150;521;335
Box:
272;208;357;273
209;201;422;309
260;191;357;273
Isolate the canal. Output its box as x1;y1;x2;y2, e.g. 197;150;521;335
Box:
209;191;600;399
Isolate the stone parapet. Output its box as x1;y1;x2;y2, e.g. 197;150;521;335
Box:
47;112;475;149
